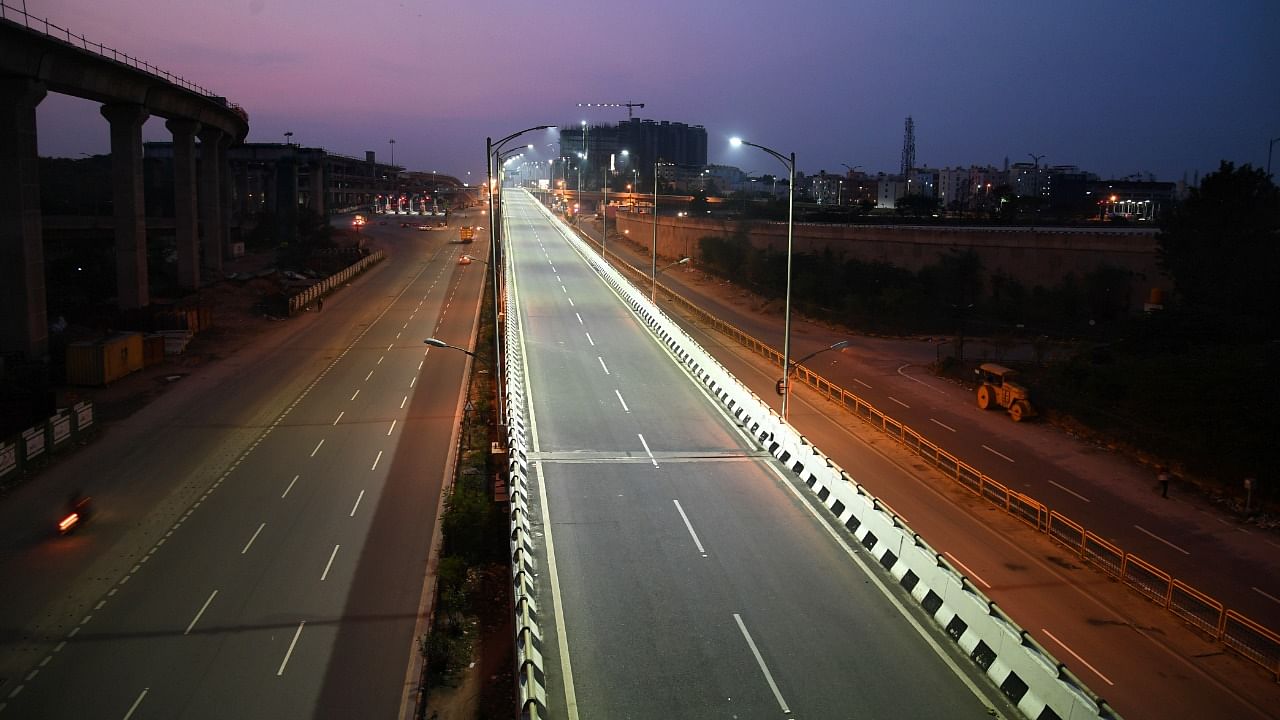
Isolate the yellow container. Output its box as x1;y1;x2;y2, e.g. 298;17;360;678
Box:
66;341;105;386
101;333;143;382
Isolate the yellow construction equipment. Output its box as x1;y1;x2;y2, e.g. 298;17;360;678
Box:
975;363;1037;422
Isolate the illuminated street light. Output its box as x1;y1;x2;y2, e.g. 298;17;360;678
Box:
731;136;797;419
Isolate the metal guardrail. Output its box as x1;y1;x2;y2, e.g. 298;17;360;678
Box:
0;2;220;98
576;226;1280;682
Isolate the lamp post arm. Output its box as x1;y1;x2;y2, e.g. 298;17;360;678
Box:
495;125;554;152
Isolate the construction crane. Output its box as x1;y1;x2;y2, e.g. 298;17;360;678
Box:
578;101;645;119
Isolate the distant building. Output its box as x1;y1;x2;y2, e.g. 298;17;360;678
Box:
559;118;707;192
876;174;907;209
1088;179;1176;222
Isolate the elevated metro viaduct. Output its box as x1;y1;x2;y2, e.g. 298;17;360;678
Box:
0;14;249;363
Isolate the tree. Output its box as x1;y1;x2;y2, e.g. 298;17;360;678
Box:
1158;162;1280;336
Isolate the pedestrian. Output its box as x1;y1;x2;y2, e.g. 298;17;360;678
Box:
1157;466;1170;498
317;296;324;312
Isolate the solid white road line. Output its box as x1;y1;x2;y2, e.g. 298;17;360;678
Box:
853;377;872;388
1253;587;1280;605
277;622;306;675
185;590;218;635
637;433;658;468
888;396;910;409
597;357;610;375
1049;480;1091;503
982;444;1015;463
350;490;365;517
281;474;299;498
615;390;630;413
1041;628;1114;685
585;332;594;346
387;419;397;436
943;552;991;588
733;613;791;714
930;418;956;432
1134;525;1191;555
241;523;265;554
121;688;149;720
673;500;708;556
321;546;340;581
371;450;384;470
310;439;325;457
333;411;344;426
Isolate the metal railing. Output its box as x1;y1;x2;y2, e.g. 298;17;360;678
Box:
1;2;219;98
574;222;1280;683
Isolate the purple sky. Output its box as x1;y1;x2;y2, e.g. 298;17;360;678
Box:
31;0;1280;183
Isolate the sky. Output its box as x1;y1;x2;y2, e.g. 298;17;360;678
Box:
28;0;1280;183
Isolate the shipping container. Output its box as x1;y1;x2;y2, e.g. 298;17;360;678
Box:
143;334;166;367
101;333;143;382
65;341;105;386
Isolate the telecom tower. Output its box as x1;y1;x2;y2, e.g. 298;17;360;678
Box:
900;116;916;178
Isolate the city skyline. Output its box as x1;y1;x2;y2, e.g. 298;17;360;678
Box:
26;0;1280;182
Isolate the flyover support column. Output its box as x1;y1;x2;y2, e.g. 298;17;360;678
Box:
198;128;226;276
0;78;48;360
100;102;151;310
309;161;326;215
167;118;201;290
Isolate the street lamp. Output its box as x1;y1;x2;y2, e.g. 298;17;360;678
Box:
779;339;852;401
485;125;556;429
424;337;476;358
1269;136;1280;178
284;131;293;146
652;159;662;301
731;136;797;419
390;138;396;167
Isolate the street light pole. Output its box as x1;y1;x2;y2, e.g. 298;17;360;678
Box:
732;137;796;419
1269;136;1280;178
390;138;396;167
652;159;660;301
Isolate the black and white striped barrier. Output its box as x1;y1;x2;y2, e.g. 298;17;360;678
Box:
527;193;1119;720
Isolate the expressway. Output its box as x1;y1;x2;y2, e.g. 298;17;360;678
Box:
556;214;1280;718
502;191;1015;718
0;218;485;718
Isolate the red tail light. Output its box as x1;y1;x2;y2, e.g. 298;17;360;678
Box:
59;513;80;533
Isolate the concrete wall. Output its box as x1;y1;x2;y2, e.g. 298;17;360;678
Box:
614;212;1167;309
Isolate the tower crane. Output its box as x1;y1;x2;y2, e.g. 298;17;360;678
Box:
578;101;646;118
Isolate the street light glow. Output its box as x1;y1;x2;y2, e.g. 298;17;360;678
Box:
730;137;743;147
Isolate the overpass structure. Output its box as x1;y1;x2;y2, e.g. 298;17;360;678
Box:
0;6;249;362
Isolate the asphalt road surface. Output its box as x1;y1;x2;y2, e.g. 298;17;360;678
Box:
501;191;1016;719
0;218;485;718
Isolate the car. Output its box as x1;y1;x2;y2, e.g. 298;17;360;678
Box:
417;225;432;231
458;256;473;265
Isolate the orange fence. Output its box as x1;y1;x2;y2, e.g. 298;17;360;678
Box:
582;229;1280;682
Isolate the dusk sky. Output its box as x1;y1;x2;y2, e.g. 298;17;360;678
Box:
30;0;1280;183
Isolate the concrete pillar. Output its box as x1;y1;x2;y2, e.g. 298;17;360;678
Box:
275;157;299;245
0;78;48;360
219;136;233;255
198;127;225;275
100;102;150;310
309;161;326;214
166;118;201;290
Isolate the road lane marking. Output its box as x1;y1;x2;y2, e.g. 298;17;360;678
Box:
371;450;384;470
576;313;583;325
888;395;910;409
1049;480;1091;503
277;622;306;675
396;332;402;339
1041;629;1114;685
310;439;325;457
387;419;397;435
930;418;956;432
615;390;630;413
597;357;610;375
401;395;408;409
1134;525;1190;555
333;411;344;426
585;332;594;346
897;363;948;395
121;688;149;719
733;614;791;714
982;444;1015;463
387;343;394;351
282;474;299;498
242;523;266;554
943;552;991;588
185;590;219;635
351;389;360;401
410;376;417;388
350;490;365;517
853;377;871;388
322;545;341;580
637;433;659;468
365;370;374;381
673;500;707;556
418;360;424;370
378;355;385;365
556;275;562;282
1254;587;1280;605
561;285;567;293
567;297;574;307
